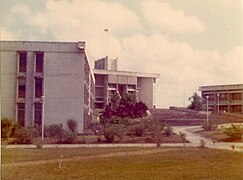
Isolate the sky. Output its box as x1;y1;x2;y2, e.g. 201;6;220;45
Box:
1;0;243;108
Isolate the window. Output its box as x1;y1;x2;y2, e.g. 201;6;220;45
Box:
34;103;42;126
36;52;44;72
219;93;227;101
35;78;43;97
19;52;27;72
231;93;241;101
17;103;25;126
18;78;26;98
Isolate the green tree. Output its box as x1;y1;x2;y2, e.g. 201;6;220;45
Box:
188;92;205;111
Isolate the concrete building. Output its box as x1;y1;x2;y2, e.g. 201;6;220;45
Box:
199;84;243;113
93;57;160;109
0;41;95;133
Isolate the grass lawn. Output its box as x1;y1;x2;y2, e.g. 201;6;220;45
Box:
197;127;243;142
2;147;243;179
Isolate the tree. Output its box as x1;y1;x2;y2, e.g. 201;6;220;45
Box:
188;92;205;111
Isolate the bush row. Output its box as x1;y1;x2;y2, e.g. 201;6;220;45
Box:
1;118;78;144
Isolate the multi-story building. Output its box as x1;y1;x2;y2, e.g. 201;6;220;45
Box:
199;84;243;113
93;57;160;109
0;41;95;133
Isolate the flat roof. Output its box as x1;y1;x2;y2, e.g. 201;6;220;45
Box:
199;83;243;91
93;69;160;78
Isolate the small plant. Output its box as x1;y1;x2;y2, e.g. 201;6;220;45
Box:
202;120;217;131
164;124;173;137
15;127;39;144
1;117;13;140
67;119;78;133
199;139;206;148
224;124;243;140
34;138;44;149
63;130;77;144
46;124;65;142
103;125;117;143
132;123;145;137
179;132;187;146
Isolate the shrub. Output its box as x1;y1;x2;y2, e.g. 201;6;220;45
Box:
46;123;65;142
10;121;21;137
15;127;39;144
115;124;126;141
63;130;77;144
202;120;217;131
224;124;243;140
164;124;173;137
1;117;13;139
103;125;117;143
133;123;145;137
67;119;78;133
33;138;44;149
199;139;206;148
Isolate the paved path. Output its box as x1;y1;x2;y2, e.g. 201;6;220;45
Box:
173;125;243;152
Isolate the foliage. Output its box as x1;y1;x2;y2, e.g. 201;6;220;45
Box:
164;124;173;137
102;101;148;120
179;132;187;146
188;92;205;111
224;124;243;140
1;117;13;139
45;123;65;142
63;130;77;144
1;117;21;140
15;127;39;144
202;120;217;131
132;123;145;137
103;124;127;143
199;139;206;148
33;138;44;149
67;119;78;133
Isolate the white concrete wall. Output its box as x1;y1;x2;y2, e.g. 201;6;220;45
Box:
44;52;85;132
0;51;17;120
138;77;154;108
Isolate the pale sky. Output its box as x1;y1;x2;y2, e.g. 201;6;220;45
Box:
1;0;243;108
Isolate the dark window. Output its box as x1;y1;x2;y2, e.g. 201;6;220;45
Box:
231;93;241;100
36;53;44;72
19;52;27;72
35;78;43;97
34;103;42;126
17;103;25;126
18;78;26;98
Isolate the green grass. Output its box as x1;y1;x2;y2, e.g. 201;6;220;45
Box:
2;147;243;179
2;147;147;164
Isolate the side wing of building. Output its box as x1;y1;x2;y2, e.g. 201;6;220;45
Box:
0;41;94;133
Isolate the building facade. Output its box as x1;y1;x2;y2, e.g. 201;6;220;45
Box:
94;57;160;109
0;41;95;133
199;84;243;113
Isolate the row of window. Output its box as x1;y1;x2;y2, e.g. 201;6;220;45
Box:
17;103;42;126
18;78;43;98
19;52;44;73
203;93;242;101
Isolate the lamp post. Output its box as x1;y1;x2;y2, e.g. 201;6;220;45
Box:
206;96;209;124
217;94;220;114
41;95;46;141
